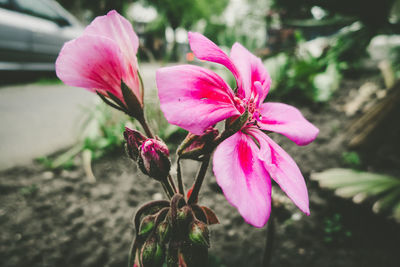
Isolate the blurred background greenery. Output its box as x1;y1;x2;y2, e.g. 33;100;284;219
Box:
56;0;400;103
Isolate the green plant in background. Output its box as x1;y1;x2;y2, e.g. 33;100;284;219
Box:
38;93;184;171
265;48;339;103
37;101;130;170
80;101;128;159
265;0;400;104
265;20;386;103
264;24;377;103
143;0;229;60
19;184;39;197
311;168;400;222
389;45;400;79
323;213;352;243
215;23;261;53
342;151;362;169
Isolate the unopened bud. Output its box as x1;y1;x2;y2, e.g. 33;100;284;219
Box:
156;220;171;244
124;127;147;160
177;206;194;229
154;243;165;267
177;127;219;159
140;236;164;267
138;139;171;180
139;214;156;237
189;220;210;248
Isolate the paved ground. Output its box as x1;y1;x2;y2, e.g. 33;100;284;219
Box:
0;64;163;171
0;83;95;170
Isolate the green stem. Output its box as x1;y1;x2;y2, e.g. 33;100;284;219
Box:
262;207;275;267
177;158;185;196
187;155;210;204
167;174;178;194
161;179;174;199
138;114;154;138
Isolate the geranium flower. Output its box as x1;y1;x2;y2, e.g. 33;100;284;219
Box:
56;10;142;106
156;32;319;227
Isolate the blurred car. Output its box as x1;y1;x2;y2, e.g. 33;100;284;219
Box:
0;0;83;71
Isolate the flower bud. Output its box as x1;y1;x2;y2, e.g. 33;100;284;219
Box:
188;220;210;248
138;139;171;180
140;236;164;267
177;127;219;159
124;127;147;160
177;206;194;229
156;220;171;244
138;214;156;238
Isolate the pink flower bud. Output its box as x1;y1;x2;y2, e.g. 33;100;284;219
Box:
138;139;171;180
124;127;147;161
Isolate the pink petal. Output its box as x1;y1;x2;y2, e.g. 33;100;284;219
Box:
188;32;241;87
84;10;139;59
213;131;271;227
257;103;319;146
56;34;124;101
156;65;240;135
84;10;141;103
230;42;271;103
248;128;310;215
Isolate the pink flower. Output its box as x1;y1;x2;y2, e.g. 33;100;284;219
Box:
156;32;319;227
56;10;142;106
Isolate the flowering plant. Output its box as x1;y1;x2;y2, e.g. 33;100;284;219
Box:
56;10;318;267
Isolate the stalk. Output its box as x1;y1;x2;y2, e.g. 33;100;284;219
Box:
262;207;275;267
187;155;210;204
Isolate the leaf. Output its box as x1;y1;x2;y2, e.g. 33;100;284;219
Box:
313;63;341;102
392;202;400;223
311;168;400;222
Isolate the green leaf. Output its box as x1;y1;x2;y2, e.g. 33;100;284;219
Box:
311;168;400;221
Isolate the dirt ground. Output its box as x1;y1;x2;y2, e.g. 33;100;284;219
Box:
1;73;399;267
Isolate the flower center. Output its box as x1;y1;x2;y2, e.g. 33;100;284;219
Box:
248;100;256;114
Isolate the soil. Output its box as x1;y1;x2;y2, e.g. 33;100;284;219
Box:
1;73;399;267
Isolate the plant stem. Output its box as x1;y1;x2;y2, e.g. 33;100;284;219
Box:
176;158;185;196
138;115;154;138
161;181;174;199
187;155;210;204
167;174;177;193
262;209;275;267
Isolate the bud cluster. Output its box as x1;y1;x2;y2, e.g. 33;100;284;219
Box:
130;195;219;267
